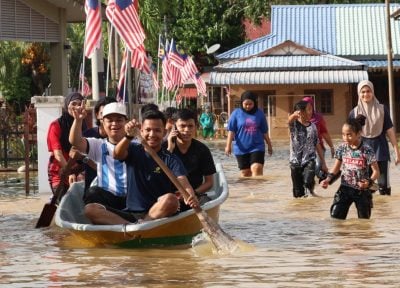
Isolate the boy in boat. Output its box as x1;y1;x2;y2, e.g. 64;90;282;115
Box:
113;109;199;223
69;102;132;225
288;100;328;198
82;97;117;192
164;108;216;208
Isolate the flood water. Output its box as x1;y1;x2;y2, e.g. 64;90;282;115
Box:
2;140;400;287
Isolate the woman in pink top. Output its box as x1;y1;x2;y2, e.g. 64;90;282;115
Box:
303;96;335;178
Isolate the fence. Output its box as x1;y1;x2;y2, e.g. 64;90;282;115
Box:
0;103;37;195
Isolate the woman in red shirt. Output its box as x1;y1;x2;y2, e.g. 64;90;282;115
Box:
47;92;86;195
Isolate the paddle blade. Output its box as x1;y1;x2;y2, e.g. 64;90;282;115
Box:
35;203;57;228
196;210;239;254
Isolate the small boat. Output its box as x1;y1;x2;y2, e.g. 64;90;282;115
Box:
55;163;228;248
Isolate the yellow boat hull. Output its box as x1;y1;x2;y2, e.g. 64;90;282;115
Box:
55;163;228;248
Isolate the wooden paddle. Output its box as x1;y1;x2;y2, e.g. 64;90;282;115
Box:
35;158;74;228
141;139;238;253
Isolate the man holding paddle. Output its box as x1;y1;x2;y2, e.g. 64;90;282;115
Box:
113;109;199;223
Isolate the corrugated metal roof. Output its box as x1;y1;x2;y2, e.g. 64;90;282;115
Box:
210;70;368;85
216;54;365;71
217;4;400;60
362;60;400;69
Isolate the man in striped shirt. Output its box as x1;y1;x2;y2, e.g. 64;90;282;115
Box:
70;102;132;224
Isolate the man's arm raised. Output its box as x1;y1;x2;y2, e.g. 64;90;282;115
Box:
69;102;88;153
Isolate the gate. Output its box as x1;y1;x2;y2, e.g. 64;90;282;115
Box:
0;101;38;195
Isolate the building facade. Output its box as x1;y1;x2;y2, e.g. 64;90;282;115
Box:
211;4;400;138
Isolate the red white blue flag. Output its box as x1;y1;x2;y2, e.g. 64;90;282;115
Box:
193;73;206;97
106;0;145;52
130;44;150;74
117;50;128;102
84;0;102;58
168;39;185;68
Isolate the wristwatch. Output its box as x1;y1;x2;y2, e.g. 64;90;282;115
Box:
125;133;135;140
82;156;90;164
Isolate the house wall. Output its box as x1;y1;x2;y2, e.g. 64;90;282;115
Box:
227;83;353;140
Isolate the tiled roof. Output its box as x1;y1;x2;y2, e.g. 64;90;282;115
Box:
217;4;400;60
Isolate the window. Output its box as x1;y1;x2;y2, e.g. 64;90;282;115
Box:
262;91;276;116
304;89;333;114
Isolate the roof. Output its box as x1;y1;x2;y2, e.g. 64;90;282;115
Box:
210;70;368;85
217;4;400;61
211;44;368;85
214;54;366;72
362;60;400;70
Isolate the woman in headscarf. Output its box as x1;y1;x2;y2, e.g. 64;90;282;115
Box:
349;80;400;195
225;91;273;177
47;92;87;195
302;96;335;179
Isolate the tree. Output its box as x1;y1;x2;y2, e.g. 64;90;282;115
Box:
21;43;50;96
0;42;31;112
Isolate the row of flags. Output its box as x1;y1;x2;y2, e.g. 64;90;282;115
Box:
159;38;207;97
82;0;206;101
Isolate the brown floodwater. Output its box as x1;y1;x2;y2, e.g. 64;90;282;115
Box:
1;140;400;287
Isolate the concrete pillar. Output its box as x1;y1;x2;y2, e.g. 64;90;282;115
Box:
31;96;64;194
91;49;101;101
50;8;68;96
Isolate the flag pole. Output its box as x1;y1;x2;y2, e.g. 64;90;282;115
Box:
156;34;161;105
105;9;116;97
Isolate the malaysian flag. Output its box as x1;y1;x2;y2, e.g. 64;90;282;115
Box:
84;0;102;58
116;50;128;102
152;71;159;91
106;0;145;52
181;56;199;82
81;77;92;97
176;92;183;105
161;40;173;90
168;39;185;68
193;73;206;97
79;65;92;97
130;44;150;74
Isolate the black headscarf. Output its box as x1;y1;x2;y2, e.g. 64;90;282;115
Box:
57;92;86;153
240;91;258;115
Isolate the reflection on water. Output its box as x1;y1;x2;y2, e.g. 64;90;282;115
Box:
2;140;400;287
0;171;38;200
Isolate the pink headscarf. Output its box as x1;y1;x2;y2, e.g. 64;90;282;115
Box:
302;96;323;124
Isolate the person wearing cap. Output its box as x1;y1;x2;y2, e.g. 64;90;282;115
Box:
47;92;87;196
69;102;132;224
112;109;199;223
349;80;400;196
225;91;273;177
82;97;117;192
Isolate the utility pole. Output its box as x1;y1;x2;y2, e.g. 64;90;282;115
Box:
386;0;396;128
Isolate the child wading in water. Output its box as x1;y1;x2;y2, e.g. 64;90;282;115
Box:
288;100;327;198
321;115;380;219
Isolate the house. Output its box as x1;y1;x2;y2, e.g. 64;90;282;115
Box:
210;4;400;138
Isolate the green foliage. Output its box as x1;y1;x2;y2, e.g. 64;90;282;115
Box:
0;42;32;112
67;23;91;90
155;0;243;67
